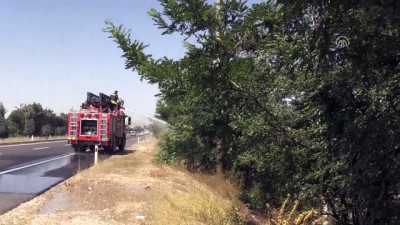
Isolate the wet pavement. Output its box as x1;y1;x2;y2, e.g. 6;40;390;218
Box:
38;192;78;214
0;152;109;214
0;136;140;215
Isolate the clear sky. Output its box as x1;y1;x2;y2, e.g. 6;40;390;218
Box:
0;0;262;118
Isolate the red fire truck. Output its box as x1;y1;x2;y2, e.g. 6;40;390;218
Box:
67;92;131;153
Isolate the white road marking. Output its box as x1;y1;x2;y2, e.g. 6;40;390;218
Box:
0;153;76;175
65;144;71;146
0;153;2;156
33;147;50;151
0;140;66;148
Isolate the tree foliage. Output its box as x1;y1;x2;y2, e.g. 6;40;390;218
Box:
132;125;144;132
105;0;400;224
55;126;67;136
24;118;35;136
41;124;52;136
148;121;166;139
0;104;8;139
6;103;67;136
0;102;9;138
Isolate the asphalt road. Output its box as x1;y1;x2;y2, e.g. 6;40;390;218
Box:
0;135;142;215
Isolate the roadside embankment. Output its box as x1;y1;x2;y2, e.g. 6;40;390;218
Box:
0;137;256;225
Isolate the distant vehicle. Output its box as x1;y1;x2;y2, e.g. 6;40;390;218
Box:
130;131;136;136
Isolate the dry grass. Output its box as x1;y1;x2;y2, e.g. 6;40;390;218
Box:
267;195;323;225
148;188;240;225
0;135;66;144
136;143;242;224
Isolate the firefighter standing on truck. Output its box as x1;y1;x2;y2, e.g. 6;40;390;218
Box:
110;90;118;110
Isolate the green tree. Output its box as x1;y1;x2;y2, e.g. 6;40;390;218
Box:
55;126;67;135
6;103;67;136
105;0;247;173
148;121;166;138
0;102;6;117
24;118;35;136
132;126;143;132
266;1;400;224
7;106;25;136
105;0;400;224
155;97;182;122
41;124;52;136
0;102;9;138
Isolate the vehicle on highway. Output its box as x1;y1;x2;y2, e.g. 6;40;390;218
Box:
67;92;131;154
130;131;136;136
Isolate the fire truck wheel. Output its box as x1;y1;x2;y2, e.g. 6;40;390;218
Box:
119;138;126;152
73;144;79;153
104;146;115;154
103;147;110;154
89;145;95;152
74;148;80;153
73;145;87;153
80;145;88;153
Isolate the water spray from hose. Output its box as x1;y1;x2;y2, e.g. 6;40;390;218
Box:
124;108;167;124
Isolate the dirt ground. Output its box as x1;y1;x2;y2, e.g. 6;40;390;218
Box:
0;137;261;225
